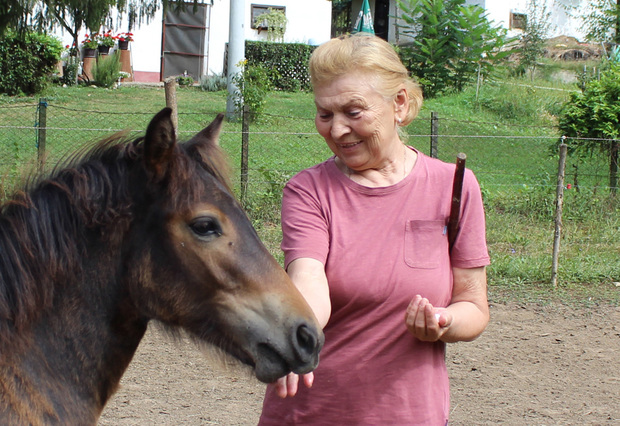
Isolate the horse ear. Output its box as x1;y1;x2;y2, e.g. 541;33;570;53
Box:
144;108;176;181
188;113;225;148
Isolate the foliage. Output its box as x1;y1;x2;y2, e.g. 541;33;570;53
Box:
96;30;115;47
115;31;134;42
518;0;552;79
176;74;194;86
81;33;99;49
0;30;63;96
396;0;514;98
253;7;287;42
245;41;315;91
200;73;227;92
564;0;620;44
558;64;620;192
91;51;122;88
62;56;80;86
230;60;273;121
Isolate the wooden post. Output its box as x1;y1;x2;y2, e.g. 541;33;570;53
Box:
164;77;178;134
448;153;466;251
551;141;568;288
240;104;250;205
37;98;47;171
430;111;438;159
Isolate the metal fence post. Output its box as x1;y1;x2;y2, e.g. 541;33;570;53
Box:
430;111;438;159
37;98;48;170
551;140;568;288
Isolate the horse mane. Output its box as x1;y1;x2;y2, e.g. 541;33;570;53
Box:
0;128;232;342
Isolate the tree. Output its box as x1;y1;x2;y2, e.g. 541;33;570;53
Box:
519;0;552;79
396;0;513;97
558;64;620;194
564;0;620;44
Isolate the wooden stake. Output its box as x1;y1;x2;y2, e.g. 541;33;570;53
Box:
448;153;467;251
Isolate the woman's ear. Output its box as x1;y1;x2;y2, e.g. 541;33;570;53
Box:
394;88;409;122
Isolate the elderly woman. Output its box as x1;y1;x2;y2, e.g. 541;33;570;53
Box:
259;34;490;425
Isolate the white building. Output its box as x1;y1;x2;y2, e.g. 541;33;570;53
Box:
56;0;332;83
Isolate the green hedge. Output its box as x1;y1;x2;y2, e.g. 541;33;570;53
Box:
245;41;316;92
0;31;63;96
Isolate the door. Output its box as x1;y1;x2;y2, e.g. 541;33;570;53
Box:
162;1;211;80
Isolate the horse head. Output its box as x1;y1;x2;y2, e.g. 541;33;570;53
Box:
126;108;324;383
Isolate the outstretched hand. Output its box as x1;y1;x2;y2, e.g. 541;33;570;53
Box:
405;295;452;342
274;372;315;398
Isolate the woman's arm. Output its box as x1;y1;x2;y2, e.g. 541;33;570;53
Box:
405;266;489;343
286;257;331;329
273;257;331;398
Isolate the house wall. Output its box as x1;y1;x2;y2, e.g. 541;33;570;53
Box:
55;0;331;83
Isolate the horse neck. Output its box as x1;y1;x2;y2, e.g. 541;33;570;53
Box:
0;162;150;422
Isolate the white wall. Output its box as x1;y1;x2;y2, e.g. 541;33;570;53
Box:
54;0;332;80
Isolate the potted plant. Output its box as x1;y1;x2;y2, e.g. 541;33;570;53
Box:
115;32;134;50
81;34;99;58
96;30;115;55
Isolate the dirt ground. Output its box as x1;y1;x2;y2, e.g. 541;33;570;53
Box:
98;302;619;425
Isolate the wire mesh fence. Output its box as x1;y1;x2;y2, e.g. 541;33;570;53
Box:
0;98;615;201
1;97;617;286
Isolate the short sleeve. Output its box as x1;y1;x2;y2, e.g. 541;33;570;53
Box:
449;169;491;268
281;172;330;269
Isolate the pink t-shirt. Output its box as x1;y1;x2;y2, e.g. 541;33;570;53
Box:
259;149;490;425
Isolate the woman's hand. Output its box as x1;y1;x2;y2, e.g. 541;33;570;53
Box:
405;267;489;343
274;372;315;398
404;295;451;342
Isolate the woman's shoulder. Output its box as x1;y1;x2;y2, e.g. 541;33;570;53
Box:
287;157;338;187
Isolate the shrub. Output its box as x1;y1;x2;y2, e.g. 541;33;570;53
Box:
231;60;273;121
200;73;227;92
92;52;121;88
245;41;315;91
0;30;63;95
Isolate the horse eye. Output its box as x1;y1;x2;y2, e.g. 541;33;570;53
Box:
189;217;222;239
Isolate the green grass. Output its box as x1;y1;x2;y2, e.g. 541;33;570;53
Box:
0;74;618;306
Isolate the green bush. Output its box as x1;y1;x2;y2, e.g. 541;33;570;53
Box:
0;30;63;95
200;73;227;92
245;41;315;92
91;52;121;88
396;0;513;98
231;60;273;121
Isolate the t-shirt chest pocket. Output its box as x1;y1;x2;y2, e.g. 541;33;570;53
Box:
404;220;448;269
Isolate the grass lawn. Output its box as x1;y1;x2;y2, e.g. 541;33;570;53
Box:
0;76;618;305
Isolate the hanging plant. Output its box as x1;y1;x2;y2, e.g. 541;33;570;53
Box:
253;8;287;42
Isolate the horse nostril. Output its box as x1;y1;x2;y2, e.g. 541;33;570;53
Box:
295;324;319;360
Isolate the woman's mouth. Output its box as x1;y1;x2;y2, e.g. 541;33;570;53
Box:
340;141;362;149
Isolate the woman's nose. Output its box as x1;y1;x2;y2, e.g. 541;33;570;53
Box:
330;115;350;139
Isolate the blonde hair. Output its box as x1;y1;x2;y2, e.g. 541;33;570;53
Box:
309;34;423;125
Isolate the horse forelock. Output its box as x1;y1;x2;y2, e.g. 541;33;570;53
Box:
165;139;234;209
0;134;138;339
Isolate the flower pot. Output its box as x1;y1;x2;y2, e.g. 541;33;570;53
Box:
98;45;111;55
118;40;129;50
83;48;97;58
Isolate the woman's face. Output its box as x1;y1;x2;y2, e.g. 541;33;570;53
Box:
314;72;405;172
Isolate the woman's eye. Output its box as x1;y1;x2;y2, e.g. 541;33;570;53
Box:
189;217;222;239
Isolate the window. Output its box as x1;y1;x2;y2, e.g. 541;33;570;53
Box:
251;4;286;30
510;12;527;30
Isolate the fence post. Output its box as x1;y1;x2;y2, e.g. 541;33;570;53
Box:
164;77;178;134
37;98;48;170
551;140;568;288
430;111;438;159
240;104;250;205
